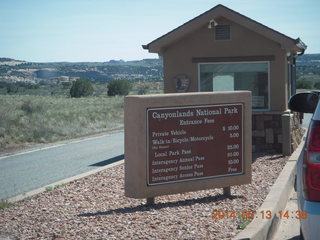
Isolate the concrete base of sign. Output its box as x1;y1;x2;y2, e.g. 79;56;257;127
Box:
125;91;252;199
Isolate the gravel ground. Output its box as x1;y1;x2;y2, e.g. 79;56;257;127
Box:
0;153;287;240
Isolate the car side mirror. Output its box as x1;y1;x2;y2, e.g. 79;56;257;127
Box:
289;92;319;113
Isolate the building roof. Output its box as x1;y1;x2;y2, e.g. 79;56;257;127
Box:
143;4;307;55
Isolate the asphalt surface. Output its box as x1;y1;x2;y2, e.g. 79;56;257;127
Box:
302;113;312;128
0;131;124;200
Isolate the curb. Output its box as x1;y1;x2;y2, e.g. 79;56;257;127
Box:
234;137;305;240
6;160;124;203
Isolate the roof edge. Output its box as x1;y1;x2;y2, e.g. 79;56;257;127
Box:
143;4;304;53
142;4;223;51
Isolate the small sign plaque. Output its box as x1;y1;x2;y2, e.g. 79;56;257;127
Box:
147;103;243;185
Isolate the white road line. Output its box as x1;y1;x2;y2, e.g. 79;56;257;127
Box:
0;132;123;160
0;144;66;160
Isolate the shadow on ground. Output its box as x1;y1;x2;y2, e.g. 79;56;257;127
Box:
287;236;300;240
89;154;124;167
78;194;243;217
252;152;284;162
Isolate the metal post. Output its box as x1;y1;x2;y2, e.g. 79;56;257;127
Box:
146;197;155;205
223;187;231;196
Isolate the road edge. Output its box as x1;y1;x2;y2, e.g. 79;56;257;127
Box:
0;129;124;159
234;136;304;240
6;160;124;203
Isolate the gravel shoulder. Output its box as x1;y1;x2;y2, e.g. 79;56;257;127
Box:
0;153;287;240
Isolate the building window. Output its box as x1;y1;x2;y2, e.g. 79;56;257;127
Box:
199;62;269;109
215;25;231;40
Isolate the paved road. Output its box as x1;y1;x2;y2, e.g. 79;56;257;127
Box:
0;132;124;200
302;113;312;128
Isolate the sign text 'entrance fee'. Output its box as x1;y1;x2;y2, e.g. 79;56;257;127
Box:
147;103;243;185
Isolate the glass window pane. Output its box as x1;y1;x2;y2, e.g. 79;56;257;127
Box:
213;74;234;91
200;62;269;109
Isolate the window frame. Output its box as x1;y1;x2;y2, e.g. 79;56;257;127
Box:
198;61;270;111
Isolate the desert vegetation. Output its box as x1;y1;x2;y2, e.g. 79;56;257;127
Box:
70;78;94;98
0;95;124;151
107;79;132;96
296;54;320;90
0;80;163;152
0;57;164;151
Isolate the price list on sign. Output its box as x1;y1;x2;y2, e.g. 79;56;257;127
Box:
147;103;243;185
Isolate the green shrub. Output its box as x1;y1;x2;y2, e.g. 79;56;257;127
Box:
314;82;320;90
107;79;132;96
45;186;53;192
6;84;19;94
20;100;44;115
296;80;313;89
137;85;150;95
0;200;14;210
70;78;94;98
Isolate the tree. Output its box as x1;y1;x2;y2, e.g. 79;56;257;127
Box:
6;84;19;94
296;80;313;90
70;78;94;98
314;82;320;90
137;85;150;95
107;79;131;96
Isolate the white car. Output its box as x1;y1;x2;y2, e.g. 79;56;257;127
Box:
289;92;320;240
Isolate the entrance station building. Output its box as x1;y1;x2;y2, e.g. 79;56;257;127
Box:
143;4;307;155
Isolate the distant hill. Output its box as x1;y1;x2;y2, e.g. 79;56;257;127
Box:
1;54;319;85
296;54;320;85
297;53;320;66
0;58;15;62
106;58;162;67
0;58;26;66
0;58;163;83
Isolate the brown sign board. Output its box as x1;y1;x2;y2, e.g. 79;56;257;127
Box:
125;92;251;198
147;104;243;185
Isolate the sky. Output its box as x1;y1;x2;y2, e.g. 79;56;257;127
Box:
0;0;319;62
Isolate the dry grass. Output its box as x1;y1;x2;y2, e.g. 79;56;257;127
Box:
0;95;124;151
